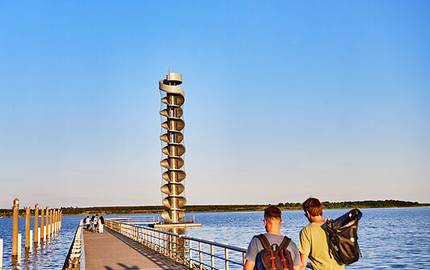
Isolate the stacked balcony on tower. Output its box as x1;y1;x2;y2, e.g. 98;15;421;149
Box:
159;72;187;224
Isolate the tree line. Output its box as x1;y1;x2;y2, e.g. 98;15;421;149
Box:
0;200;426;217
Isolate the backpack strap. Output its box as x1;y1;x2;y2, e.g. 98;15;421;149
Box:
278;236;291;250
256;234;272;251
279;237;293;270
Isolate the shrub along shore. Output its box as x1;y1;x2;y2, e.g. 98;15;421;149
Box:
2;200;425;217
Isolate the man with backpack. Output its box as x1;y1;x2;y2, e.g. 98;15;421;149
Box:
244;206;302;270
299;198;344;270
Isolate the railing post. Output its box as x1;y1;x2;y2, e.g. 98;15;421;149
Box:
198;242;203;270
34;204;39;245
158;232;163;253
12;198;19;258
169;234;173;258
189;240;193;267
225;247;229;270
179;236;186;262
210;244;215;269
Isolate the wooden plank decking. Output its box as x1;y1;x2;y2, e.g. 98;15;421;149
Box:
84;228;190;270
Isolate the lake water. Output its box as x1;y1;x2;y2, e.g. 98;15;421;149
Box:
0;207;429;269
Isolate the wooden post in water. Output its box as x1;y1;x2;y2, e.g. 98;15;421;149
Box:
52;209;55;234
60;210;62;230
52;209;55;235
46;208;50;239
55;209;58;233
25;207;30;251
45;207;49;240
53;209;57;234
47;209;51;238
40;207;45;242
17;233;22;258
58;209;61;231
12;198;19;258
34;204;39;245
49;209;53;236
29;230;33;252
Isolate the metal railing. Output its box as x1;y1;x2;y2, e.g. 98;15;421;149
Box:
105;219;246;270
63;221;85;270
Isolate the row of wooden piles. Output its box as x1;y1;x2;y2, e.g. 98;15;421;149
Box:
0;198;63;268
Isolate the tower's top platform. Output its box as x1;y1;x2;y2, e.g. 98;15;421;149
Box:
166;72;182;83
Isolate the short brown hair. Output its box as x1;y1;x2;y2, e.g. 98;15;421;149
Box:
264;206;282;220
302;197;323;216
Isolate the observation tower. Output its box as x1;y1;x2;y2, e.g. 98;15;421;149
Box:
157;71;201;228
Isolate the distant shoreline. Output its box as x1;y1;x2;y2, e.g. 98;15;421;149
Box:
2;200;426;217
0;200;427;217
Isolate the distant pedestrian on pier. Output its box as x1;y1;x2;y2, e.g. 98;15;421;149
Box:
90;215;96;231
244;206;302;270
97;216;104;233
84;216;90;230
299;197;344;270
94;215;99;232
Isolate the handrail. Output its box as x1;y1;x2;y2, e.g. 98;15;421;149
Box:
63;221;84;270
105;219;246;269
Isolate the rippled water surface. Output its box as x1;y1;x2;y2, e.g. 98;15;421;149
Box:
184;207;430;269
1;208;429;269
0;215;83;269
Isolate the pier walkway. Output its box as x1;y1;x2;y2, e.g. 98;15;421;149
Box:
83;228;189;270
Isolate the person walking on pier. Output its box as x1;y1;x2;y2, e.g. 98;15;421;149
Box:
84;216;90;230
97;216;104;233
244;206;302;270
299;197;344;270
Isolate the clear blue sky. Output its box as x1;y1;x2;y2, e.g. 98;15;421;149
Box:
0;1;429;208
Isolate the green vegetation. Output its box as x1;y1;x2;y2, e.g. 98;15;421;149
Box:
0;200;426;217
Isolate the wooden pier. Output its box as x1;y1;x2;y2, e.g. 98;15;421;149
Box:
64;218;247;270
83;228;190;270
